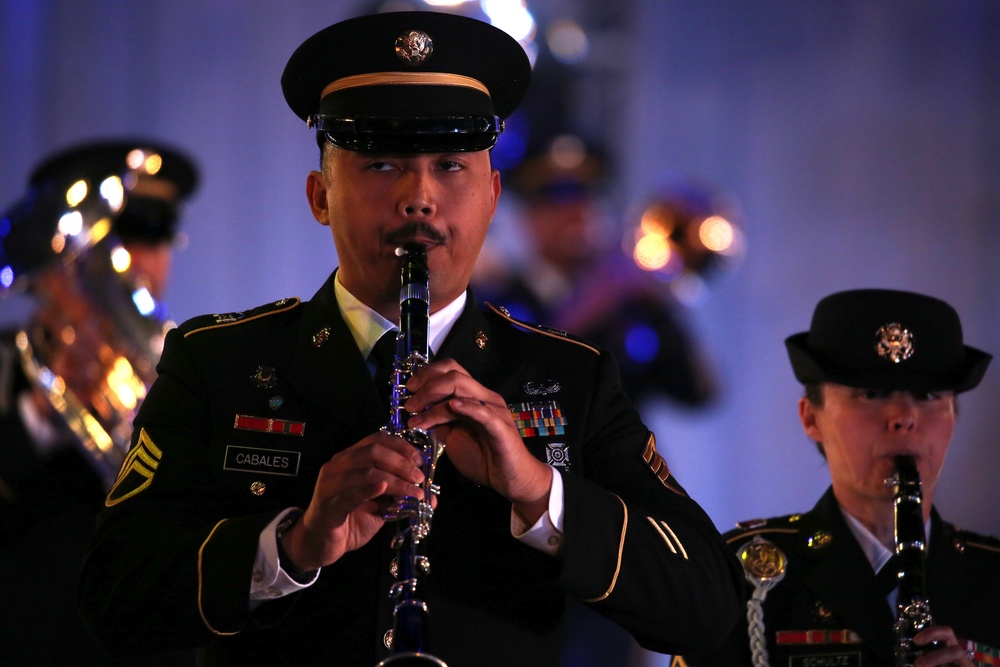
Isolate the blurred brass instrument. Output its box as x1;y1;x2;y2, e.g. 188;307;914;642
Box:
886;454;942;667
376;244;447;667
5;160;175;490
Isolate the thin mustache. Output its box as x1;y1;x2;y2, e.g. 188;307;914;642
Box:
385;222;447;246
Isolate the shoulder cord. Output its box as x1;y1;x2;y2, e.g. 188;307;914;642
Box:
736;535;788;667
747;577;778;667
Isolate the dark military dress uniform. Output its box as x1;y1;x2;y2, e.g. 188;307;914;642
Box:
683;487;1000;666
78;272;744;666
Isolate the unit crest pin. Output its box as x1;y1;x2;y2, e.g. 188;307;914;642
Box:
251;366;278;389
312;327;331;347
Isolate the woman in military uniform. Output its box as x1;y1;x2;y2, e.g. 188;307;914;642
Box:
683;289;1000;667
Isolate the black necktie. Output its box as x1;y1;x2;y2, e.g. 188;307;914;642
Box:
876;554;899;596
371;331;397;408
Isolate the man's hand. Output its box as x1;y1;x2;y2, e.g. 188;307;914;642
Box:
280;433;428;572
405;358;553;525
913;625;974;667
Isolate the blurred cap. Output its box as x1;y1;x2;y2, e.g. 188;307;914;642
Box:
785;288;991;393
1;139;198;288
510;134;606;203
282;11;531;153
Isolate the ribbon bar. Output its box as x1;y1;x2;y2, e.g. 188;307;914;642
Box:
776;629;861;645
234;414;306;436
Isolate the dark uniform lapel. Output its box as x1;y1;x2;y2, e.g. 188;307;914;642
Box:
435;292;507;389
285;271;386;429
799;489;895;662
925;511;962;625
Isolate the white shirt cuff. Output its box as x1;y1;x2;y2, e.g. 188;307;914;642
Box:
250;508;319;603
511;466;565;557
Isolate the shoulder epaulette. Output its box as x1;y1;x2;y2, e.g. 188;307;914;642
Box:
952;527;1000;556
182;297;301;338
726;513;805;544
485;302;599;355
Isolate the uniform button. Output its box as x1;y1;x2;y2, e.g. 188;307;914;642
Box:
265;588;281;598
383;629;394;649
547;535;561;547
252;570;264;583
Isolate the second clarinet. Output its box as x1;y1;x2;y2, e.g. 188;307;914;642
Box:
887;454;942;667
377;243;447;667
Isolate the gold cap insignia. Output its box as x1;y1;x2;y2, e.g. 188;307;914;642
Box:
874;322;914;363
395;29;433;65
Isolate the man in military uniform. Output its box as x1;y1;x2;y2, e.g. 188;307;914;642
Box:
0;140;198;664
78;11;744;667
682;289;1000;667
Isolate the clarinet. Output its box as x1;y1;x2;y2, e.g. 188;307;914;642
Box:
887;454;942;667
376;244;447;667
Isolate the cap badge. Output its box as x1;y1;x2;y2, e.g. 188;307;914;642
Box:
874;323;914;363
395;29;433;66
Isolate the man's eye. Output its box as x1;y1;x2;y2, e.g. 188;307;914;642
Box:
858;389;889;400
438;161;462;171
366;162;395;172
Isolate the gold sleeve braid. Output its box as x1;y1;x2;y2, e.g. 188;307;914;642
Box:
198;519;240;636
582;495;628;603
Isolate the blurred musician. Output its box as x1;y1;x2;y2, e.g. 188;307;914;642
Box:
0;139;198;665
475;135;741;408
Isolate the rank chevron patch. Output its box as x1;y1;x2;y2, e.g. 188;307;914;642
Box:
642;435;685;496
105;428;162;507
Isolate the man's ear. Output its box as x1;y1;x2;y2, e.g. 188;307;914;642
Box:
490;168;501;221
799;396;821;442
306;170;330;227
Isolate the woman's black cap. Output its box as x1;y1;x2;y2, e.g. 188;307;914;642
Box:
785;288;991;393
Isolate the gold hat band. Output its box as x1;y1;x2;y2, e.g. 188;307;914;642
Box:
320;71;491;101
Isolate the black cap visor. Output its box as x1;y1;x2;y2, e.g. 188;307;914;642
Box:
309;114;502;152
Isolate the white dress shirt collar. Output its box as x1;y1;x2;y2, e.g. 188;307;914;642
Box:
334;271;467;357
